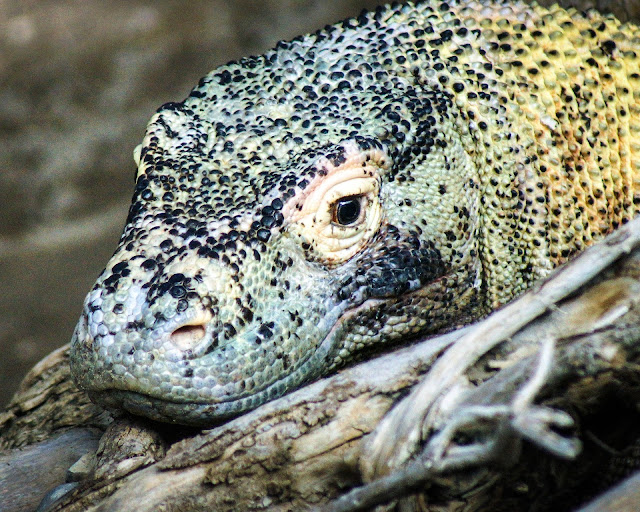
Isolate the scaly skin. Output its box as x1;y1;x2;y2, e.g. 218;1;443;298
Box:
70;0;640;425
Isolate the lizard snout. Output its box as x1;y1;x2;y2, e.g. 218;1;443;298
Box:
165;308;216;355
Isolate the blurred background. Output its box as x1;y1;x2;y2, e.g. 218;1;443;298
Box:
0;0;637;406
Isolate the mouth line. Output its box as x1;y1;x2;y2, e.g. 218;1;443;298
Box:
95;274;451;424
95;295;385;424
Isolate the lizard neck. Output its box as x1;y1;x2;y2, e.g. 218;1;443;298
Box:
445;1;640;308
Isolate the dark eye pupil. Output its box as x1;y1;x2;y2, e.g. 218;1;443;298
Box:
335;196;361;225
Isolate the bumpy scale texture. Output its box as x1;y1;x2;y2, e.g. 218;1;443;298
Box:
70;0;640;425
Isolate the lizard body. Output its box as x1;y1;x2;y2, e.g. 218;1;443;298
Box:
70;0;640;425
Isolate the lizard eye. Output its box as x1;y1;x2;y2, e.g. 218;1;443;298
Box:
291;176;380;264
332;195;365;226
283;142;388;265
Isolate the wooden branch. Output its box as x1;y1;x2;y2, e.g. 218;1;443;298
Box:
362;222;640;481
1;217;639;511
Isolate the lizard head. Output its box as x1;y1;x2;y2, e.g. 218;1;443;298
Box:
70;5;488;425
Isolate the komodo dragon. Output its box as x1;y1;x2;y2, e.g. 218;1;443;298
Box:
70;0;640;425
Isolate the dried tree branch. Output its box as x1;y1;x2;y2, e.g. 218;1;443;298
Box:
321;338;586;512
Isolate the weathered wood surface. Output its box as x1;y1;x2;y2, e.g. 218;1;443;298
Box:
1;216;640;511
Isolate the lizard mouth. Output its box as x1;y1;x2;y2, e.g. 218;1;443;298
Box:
85;294;389;426
84;269;456;427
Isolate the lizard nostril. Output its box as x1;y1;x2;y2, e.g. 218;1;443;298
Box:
170;324;207;351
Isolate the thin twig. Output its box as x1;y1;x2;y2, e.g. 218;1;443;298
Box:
318;436;498;512
322;335;582;512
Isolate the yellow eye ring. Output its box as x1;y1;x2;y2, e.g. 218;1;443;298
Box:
282;141;388;265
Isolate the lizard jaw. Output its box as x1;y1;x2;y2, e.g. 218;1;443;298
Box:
76;296;389;426
76;269;462;426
